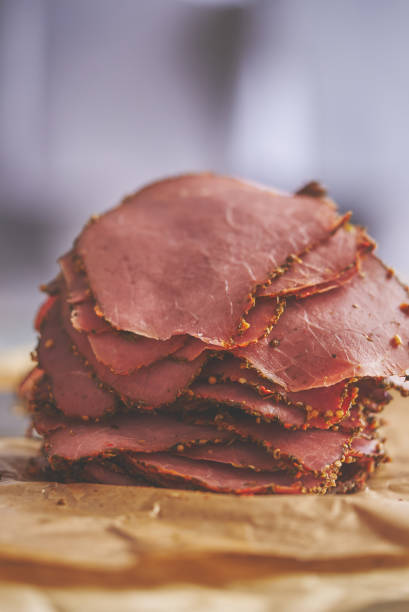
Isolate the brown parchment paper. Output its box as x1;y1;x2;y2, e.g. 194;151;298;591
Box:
1;396;409;612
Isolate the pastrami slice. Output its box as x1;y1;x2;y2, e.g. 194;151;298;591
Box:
203;355;281;392
350;436;382;457
38;413;234;461
70;300;111;333
81;462;147;486
76;174;343;346
67;288;190;373
172;337;219;361
18;367;45;402
257;224;374;299
87;330;186;374
60;289;206;407
35;296;59;332
217;415;350;473
58;252;90;304
233;296;285;346
202;356;356;428
190;381;306;427
179;440;281;472
236;255;409;391
37;299;117;419
168;226;370;358
124;452;328;494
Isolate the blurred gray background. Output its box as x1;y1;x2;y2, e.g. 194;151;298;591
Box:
1;0;409;356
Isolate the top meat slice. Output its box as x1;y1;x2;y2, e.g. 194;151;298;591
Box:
236;255;409;390
76;174;343;346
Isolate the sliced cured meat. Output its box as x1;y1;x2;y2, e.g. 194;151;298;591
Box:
37;300;117;419
257;224;374;299
236;255;409;391
190;382;305;427
80;462;147;486
18;367;45;402
32;412;65;433
202;356;357;428
60;292;206;407
76;174;344;346
233;297;285;346
357;378;393;411
337;406;365;433
295;181;328;198
40;275;61;297
179;441;281;472
35;296;58;332
295;384;358;428
70;218;345;359
83;341;205;407
335;458;375;493
337;436;387;493
350;436;381;457
59;251;90;304
69;294;188;373
124;453;328;494
70;300;111;333
37;413;234;461
217;415;350;472
172;337;219;361
87;330;186;374
203;355;281;393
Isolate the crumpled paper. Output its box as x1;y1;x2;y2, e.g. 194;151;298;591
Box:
1;396;409;612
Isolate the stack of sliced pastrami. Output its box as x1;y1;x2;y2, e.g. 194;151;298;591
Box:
19;174;409;494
